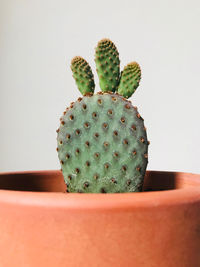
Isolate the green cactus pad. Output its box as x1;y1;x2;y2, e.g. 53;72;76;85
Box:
117;62;141;98
95;39;120;92
71;56;95;96
57;92;148;193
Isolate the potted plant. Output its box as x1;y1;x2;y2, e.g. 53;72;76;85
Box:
0;39;199;267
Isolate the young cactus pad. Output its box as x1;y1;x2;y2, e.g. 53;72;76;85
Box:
117;62;141;98
71;56;95;95
95;39;120;92
57;93;148;193
57;38;149;193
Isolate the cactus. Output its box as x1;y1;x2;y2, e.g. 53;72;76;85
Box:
71;56;95;95
95;39;120;92
117;62;141;98
57;38;149;193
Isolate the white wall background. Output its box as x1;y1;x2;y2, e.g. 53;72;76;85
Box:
0;0;199;173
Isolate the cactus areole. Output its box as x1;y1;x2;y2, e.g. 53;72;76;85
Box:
57;38;149;193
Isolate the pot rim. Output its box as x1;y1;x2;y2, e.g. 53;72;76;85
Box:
0;170;200;210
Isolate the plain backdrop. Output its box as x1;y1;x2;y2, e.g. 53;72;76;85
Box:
0;0;199;173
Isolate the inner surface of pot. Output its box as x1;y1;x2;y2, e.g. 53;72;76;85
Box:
0;170;199;192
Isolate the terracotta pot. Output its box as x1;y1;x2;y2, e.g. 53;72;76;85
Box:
0;170;199;267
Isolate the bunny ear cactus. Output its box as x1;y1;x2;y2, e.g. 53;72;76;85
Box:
57;38;149;193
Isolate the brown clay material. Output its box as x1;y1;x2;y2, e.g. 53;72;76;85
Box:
0;170;200;267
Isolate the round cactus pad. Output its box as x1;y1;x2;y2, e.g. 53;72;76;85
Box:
57;92;148;193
